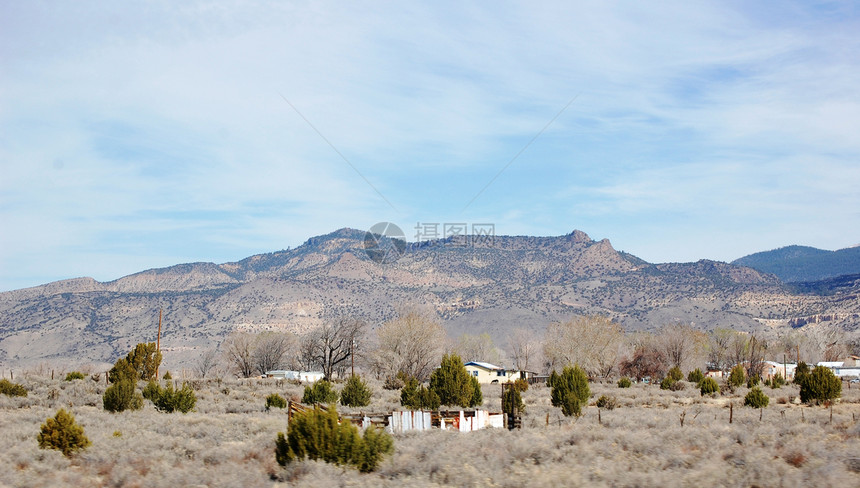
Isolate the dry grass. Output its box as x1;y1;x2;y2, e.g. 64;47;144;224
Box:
2;374;860;487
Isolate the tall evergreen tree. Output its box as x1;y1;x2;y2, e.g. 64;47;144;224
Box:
429;353;477;407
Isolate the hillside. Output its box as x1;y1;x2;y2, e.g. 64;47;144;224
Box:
733;245;860;283
1;228;859;370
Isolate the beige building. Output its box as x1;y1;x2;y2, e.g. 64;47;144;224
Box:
464;361;524;383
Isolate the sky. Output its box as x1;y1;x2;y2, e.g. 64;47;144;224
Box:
1;1;859;291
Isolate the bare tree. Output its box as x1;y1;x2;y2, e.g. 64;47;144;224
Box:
194;348;219;379
745;334;768;378
620;342;666;381
454;333;503;365
221;332;256;378
706;328;733;371
657;323;707;372
543;315;624;378
252;332;296;375
368;311;445;381
728;332;749;369
508;328;540;372
305;317;366;380
296;335;318;372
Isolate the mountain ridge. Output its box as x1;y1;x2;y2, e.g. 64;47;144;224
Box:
733;244;860;283
2;228;858;370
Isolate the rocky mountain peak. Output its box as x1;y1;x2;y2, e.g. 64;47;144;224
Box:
568;229;592;243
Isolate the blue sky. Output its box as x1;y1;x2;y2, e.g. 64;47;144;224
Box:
1;1;859;291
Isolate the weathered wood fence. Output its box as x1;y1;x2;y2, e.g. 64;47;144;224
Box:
287;401;505;433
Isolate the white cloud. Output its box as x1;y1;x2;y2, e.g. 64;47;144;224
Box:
1;1;859;289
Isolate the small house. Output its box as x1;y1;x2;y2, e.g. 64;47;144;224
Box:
817;360;860;378
464;361;523;383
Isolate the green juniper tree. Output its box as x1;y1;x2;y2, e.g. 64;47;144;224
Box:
550;365;590;417
429;354;481;407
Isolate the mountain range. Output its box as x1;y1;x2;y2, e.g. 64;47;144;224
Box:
732;245;860;283
1;228;859;371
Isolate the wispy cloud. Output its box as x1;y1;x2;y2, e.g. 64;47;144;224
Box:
1;1;859;289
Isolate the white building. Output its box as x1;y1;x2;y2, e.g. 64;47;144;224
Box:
264;370;324;382
816;360;860;378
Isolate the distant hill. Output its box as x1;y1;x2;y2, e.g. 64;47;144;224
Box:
732;245;860;283
2;228;859;370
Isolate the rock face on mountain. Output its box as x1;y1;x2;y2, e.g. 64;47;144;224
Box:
1;228;858;370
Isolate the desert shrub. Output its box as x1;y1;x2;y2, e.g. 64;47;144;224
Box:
747;374;760;388
469;376;483;407
266;393;288;410
360;422;395;472
142;380;162;402
64;371;85;382
799;365;841;404
700;377;719;396
400;377;441;410
770;372;785;389
659;376;677;390
37;409;91;457
108;342;162;383
687;368;704;384
154;382;197;413
503;386;525;414
429;354;480;407
744;387;769;408
669;380;685;391
511;378;529;392
560;393;583;417
550;365;590;417
383;373;405;390
340;375;372;407
728;365;746;389
617;377;632;388
302;380;339;405
275;405;393;472
0;379;27;397
794;361;810;385
103;379;143;413
666;366;683;382
596;395;618;410
108;358;137;384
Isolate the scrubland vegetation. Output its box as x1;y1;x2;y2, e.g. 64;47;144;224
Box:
2;371;860;487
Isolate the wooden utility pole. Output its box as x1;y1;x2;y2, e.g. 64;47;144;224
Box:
351;337;355;377
156;309;163;378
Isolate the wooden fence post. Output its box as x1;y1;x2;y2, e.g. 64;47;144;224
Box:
729;402;733;424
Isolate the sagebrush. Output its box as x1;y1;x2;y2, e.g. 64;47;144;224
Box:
37;408;91;457
274;405;394;472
